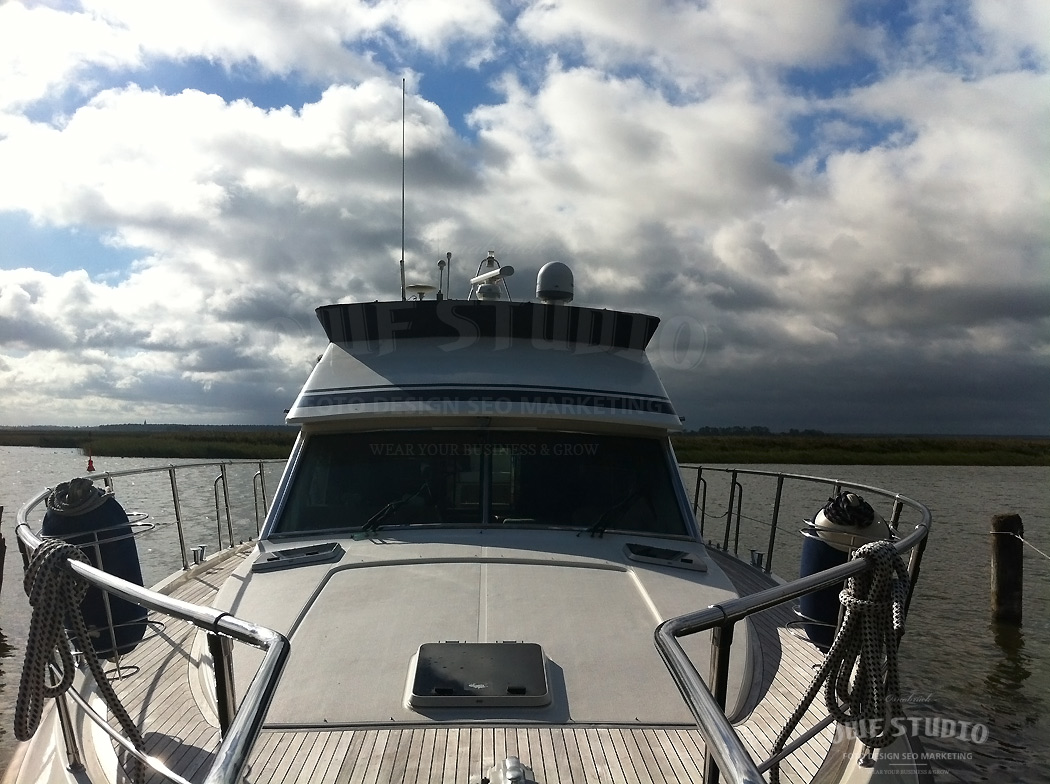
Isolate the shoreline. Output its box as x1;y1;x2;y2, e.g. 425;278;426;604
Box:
1;427;1047;466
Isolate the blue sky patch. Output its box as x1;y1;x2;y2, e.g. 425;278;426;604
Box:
0;212;142;278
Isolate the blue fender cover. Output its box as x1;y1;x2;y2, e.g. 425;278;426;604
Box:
42;493;148;658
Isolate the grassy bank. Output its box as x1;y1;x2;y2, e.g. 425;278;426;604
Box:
0;427;1047;465
669;435;1050;466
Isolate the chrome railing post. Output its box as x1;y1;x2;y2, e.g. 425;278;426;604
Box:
221;463;234;545
257;461;268;514
904;528;929;617
890;496;903;531
54;692;85;772
88;535;125;675
692;466;708;537
732;477;743;556
213;475;225;550
705;621;736;784
721;475;736;551
656;614;765;784
169;466;189;570
252;466;268;535
765;474;784;574
208;632;238;737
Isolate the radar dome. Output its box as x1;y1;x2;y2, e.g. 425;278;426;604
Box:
536;262;574;304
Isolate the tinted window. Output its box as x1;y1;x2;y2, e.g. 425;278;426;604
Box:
273;431;688;536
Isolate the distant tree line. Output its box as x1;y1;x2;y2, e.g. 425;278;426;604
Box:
1;425;1047;465
0;425;296;459
683;426;827;436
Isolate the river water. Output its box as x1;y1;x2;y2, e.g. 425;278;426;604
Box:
1;446;1047;782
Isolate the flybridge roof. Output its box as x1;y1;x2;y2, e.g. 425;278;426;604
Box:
287;300;682;432
315;300;660;349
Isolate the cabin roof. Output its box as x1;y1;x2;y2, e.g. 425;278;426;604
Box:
287;300;681;431
315;300;660;350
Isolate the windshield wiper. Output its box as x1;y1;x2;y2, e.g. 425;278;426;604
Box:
358;483;430;535
579;489;642;538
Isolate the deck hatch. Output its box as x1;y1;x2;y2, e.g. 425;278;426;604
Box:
409;642;550;708
251;542;344;572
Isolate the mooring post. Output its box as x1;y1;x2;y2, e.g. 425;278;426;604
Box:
0;505;6;596
991;513;1023;624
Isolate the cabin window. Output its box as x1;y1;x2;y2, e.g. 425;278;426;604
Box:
273;430;688;537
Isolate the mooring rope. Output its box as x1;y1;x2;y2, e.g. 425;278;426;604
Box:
15;537;145;784
769;539;910;784
45;477;113;516
990;530;1050;562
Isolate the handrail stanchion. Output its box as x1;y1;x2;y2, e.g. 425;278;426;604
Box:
722;476;736;551
89;536;126;676
54;691;85;772
208;632;238;737
765;474;784;574
732;475;743;556
890;497;903;531
692;466;706;536
221;463;234;545
904;527;929;617
252;467;267;535
213;475;225;551
257;461;269;515
169;466;189;570
705;620;736;784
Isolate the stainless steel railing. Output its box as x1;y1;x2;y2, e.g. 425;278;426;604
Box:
13;460;930;784
14;460;288;784
660;467;933;784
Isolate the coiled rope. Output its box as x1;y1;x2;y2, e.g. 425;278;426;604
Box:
770;539;910;784
16;537;145;784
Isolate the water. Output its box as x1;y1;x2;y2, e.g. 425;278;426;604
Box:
1;448;1047;782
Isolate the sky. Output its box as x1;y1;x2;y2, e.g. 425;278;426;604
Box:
0;1;1047;435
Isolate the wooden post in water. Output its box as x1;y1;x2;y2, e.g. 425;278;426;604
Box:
991;513;1023;624
0;505;6;596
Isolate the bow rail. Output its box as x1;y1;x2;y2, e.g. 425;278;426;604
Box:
12;460;931;784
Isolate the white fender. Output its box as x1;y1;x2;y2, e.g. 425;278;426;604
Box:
812;497;891;553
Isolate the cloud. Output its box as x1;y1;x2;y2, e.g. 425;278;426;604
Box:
0;1;1047;433
516;0;858;81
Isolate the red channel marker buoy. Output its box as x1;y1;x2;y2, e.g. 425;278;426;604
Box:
86;452;96;472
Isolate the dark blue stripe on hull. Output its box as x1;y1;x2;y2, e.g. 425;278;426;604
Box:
298;387;676;415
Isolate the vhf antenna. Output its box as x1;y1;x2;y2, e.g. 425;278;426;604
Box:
399;77;407;301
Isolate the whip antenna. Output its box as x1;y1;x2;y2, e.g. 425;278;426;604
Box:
399;77;406;301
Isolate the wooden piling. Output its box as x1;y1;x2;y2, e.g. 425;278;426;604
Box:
991;513;1023;624
0;505;5;596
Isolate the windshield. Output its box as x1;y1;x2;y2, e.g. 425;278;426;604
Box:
272;430;690;537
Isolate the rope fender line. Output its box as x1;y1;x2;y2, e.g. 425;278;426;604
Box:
769;539;910;784
15;537;146;784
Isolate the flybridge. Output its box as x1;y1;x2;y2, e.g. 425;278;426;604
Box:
286;258;682;430
315;300;660;354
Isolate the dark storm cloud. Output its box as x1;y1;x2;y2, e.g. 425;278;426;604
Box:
0;3;1047;433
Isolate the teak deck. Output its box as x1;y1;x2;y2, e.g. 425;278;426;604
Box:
106;547;837;783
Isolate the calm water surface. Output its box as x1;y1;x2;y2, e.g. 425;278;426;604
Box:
1;447;1047;782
